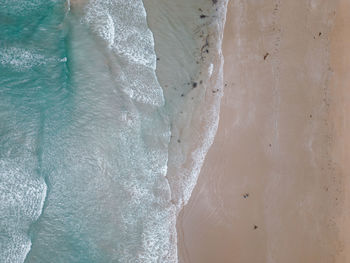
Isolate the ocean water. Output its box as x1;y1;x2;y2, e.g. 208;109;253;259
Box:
0;0;227;262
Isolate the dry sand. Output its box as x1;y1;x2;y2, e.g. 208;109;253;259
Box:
178;0;349;262
330;0;350;261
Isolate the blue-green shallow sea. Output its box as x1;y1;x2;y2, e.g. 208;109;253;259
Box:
0;1;68;262
1;0;177;262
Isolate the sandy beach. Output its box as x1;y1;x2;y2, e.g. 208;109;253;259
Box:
178;1;349;262
330;0;350;261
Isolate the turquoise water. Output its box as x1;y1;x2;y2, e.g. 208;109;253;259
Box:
0;0;227;262
1;0;176;262
0;1;68;262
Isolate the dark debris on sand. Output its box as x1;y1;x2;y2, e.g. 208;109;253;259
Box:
264;52;269;60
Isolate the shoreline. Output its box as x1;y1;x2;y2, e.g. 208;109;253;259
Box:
143;0;228;211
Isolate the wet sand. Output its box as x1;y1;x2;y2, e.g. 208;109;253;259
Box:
178;1;349;262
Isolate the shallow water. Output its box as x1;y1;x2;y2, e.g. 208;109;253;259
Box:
0;0;227;262
144;0;228;209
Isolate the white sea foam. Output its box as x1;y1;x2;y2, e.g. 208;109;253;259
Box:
0;160;47;263
0;47;46;71
83;0;164;106
209;63;214;76
118;64;164;106
84;0;156;69
0;233;31;263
